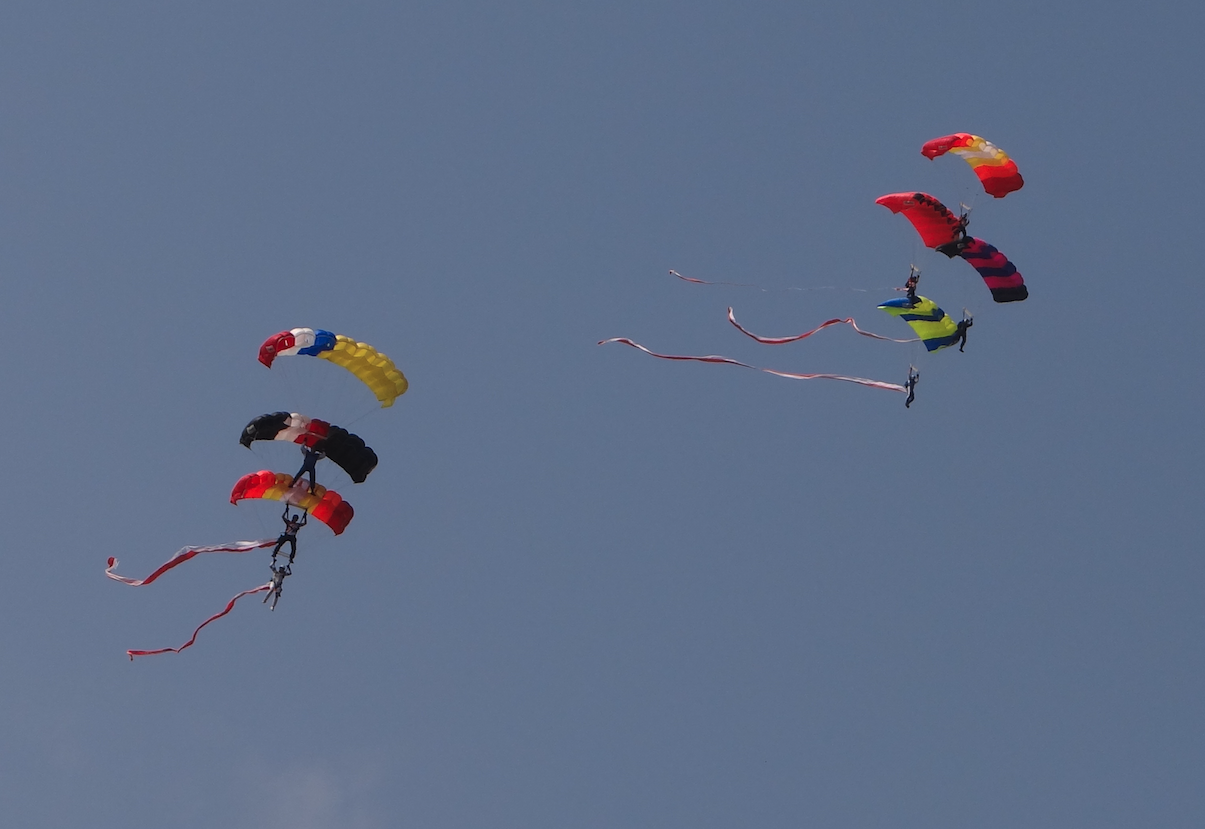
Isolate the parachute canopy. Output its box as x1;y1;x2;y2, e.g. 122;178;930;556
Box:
230;470;354;534
258;328;408;408
875;192;963;249
878;296;960;352
921;133;1023;198
240;413;379;483
955;237;1028;303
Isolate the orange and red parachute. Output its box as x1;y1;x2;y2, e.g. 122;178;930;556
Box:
230;470;354;535
921;133;1023;198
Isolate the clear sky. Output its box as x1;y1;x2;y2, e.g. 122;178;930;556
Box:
1;2;1202;827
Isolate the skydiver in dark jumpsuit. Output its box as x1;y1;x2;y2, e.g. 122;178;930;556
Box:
904;366;919;408
935;212;973;258
954;317;973;352
291;445;325;494
903;267;920;307
272;507;307;565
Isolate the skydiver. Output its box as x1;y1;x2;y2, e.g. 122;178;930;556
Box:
954;316;973;352
291;445;325;494
935;211;973;258
272;507;307;565
903;266;920;306
904;366;919;408
264;562;291;610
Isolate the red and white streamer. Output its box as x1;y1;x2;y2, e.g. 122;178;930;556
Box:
127;583;273;660
669;269;758;287
105;540;277;587
727;307;917;345
598;337;906;392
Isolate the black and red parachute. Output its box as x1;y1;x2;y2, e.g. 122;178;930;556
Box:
240;412;378;483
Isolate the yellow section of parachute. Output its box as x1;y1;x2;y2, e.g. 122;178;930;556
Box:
877;296;960;352
316;334;409;407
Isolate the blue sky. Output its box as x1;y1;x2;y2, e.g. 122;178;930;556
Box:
1;2;1202;827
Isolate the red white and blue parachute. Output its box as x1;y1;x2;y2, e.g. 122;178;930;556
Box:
258;328;409;408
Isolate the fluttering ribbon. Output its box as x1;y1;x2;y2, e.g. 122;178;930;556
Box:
126;583;273;660
668;270;883;293
598;337;905;392
105;540;278;587
726;307;917;344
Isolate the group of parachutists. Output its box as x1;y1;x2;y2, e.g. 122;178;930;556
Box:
107;330;407;657
603;132;1027;408
109;132;1025;658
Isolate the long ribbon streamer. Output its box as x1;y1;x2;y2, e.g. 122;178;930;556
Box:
727;307;917;344
598;337;905;392
669;270;882;293
105;540;277;587
127;583;273;660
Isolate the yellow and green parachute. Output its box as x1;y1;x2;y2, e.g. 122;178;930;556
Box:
877;296;961;352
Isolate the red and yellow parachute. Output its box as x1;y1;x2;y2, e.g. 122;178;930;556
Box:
921;133;1023;198
230;470;354;535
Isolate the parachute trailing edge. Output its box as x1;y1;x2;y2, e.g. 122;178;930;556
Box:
956;238;1028;303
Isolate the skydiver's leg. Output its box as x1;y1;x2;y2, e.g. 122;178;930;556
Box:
287;538;297;565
